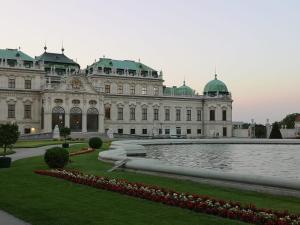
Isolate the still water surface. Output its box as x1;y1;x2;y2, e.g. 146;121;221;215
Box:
146;144;300;179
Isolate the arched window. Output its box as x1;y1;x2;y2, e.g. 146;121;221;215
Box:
87;108;99;132
52;106;65;129
70;107;82;132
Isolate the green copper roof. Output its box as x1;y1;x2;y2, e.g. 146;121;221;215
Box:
203;75;229;95
164;81;195;96
36;52;79;68
91;58;157;72
176;82;195;95
0;49;34;61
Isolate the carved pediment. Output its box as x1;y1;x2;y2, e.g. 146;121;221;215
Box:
53;75;98;94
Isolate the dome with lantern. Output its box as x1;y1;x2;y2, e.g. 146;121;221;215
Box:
203;74;229;96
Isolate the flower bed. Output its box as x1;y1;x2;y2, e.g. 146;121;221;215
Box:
34;169;300;225
69;148;95;156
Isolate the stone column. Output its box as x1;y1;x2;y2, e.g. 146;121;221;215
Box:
65;113;70;128
44;112;52;133
98;113;104;134
82;113;87;132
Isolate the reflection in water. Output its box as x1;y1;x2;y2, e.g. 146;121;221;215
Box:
146;144;300;180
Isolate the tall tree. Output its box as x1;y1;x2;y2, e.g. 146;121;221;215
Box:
0;123;20;156
279;113;300;129
269;122;282;139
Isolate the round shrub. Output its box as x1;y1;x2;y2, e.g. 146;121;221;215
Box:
89;137;103;149
44;147;69;168
62;143;69;148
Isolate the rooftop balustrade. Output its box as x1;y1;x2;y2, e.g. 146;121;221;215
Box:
0;58;44;70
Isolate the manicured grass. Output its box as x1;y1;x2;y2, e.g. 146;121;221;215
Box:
14;139;85;148
0;143;299;225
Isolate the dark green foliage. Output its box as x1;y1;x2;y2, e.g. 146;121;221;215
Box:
44;147;69;168
62;143;69;148
0;123;20;156
0;157;11;168
242;123;250;129
279;113;300;129
255;124;266;138
269;122;282;139
59;127;71;144
89;137;103;149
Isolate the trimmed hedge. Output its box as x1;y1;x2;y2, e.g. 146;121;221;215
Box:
44;147;69;168
89;137;103;149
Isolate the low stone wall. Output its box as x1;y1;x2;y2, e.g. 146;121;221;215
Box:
99;139;300;191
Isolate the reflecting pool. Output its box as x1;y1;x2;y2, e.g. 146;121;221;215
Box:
146;144;300;179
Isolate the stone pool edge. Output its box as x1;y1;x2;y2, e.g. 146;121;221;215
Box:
98;138;300;192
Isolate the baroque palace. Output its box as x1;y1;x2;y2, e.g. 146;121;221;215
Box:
0;47;233;137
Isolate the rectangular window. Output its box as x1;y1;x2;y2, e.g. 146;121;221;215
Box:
25;80;31;89
118;129;123;134
197;129;202;134
159;129;162;135
165;129;170;135
210;110;215;121
105;85;110;94
117;85;123;94
130;129;135;134
142;108;147;120
197;110;201;121
105;107;111;120
153;87;159;96
24;105;31;119
165;109;170;121
142;86;147;95
142;129;147;135
186;109;191;121
8;104;15;118
222;110;227;121
8;78;15;88
187;129;191;134
176;109;181;121
176;127;181;135
130;85;135;95
117;108;123;120
154;108;159;121
130;108;135;120
223;127;227;137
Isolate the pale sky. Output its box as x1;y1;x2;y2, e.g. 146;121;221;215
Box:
1;0;299;123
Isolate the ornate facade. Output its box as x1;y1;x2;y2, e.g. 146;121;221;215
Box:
0;48;233;137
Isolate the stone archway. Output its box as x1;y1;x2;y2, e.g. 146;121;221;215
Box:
70;107;82;132
52;106;65;129
87;108;99;132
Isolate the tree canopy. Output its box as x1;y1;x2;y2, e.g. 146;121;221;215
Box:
279;113;300;129
269;122;282;139
0;123;20;155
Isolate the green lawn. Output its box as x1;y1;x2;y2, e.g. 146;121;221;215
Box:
14;139;85;148
0;143;299;225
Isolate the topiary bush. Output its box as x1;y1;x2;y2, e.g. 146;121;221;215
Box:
44;147;69;168
269;122;283;139
89;137;103;149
